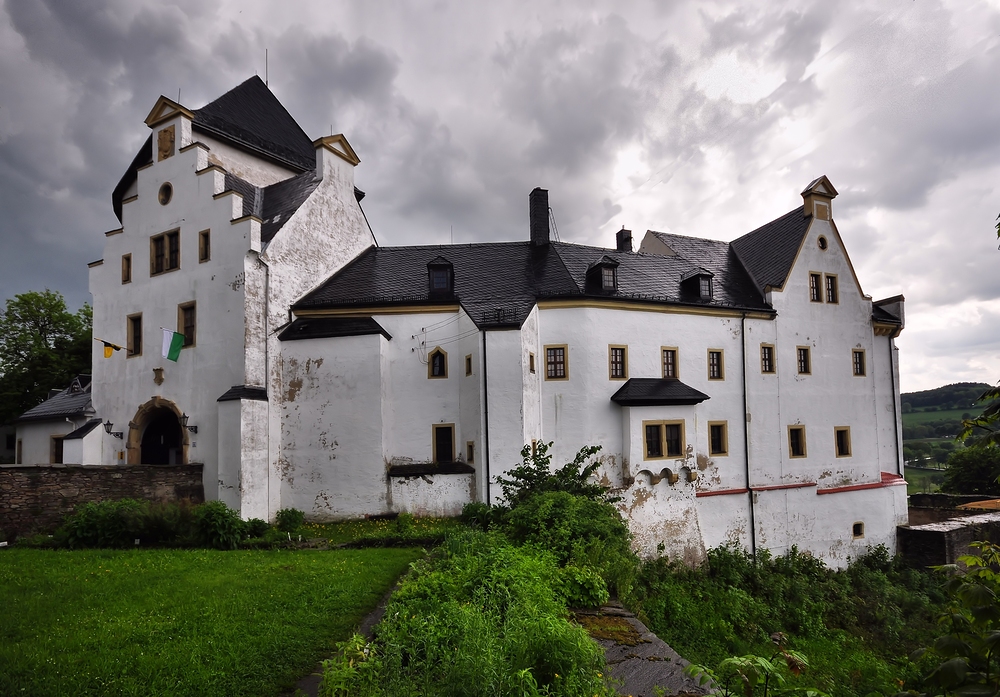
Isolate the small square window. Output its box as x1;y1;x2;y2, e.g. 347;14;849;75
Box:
708;350;724;380
852;522;865;539
709;422;728;456
465;354;473;376
121;254;132;284
825;274;839;304
178;302;196;348
788;426;807;458
809;273;822;302
797;347;811;375
199;230;211;263
835;427;852;458
662;348;678;378
852;349;866;377
609;345;627;380
428;348;448;378
760;344;775;374
545;345;568;380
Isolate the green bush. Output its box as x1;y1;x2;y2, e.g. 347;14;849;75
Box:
195;501;244;550
275;508;305;533
133;501;197;546
496;442;616;506
460;501;494;531
557;565;609;609
62;498;145;548
244;518;269;538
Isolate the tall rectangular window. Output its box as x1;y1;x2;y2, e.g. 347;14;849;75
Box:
121;254;132;284
788;426;807;458
127;313;142;357
835;427;852;457
797;347;811;375
51;436;64;464
643;421;684;459
545;345;568;380
433;424;455;463
709;422;728;456
15;439;22;465
199;230;211;262
708;349;724;380
662;347;678;378
150;230;180;275
609;345;627;379
825;274;839;304
529;353;535;374
809;273;822;302
760;344;775;374
465;354;473;376
178;302;196;347
852;349;866;377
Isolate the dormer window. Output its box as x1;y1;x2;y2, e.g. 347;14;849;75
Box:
699;276;712;299
586;256;619;293
427;257;454;297
681;267;714;301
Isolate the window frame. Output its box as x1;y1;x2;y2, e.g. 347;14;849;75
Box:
601;266;617;290
788;425;807;458
707;349;725;381
760;343;775;374
835;426;852;458
529;352;536;374
127;313;142;357
852;522;865;539
809;272;823;302
150;229;180;276
427;347;448;379
608;345;628;380
432;423;455;463
50;435;64;464
699;276;713;299
642;420;685;460
544;344;569;381
824;273;839;304
177;302;196;348
852;349;866;377
466;441;475;463
121;254;132;284
796;346;811;375
465;354;473;376
661;347;678;378
708;421;729;457
198;229;211;263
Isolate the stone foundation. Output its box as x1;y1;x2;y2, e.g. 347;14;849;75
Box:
0;464;204;540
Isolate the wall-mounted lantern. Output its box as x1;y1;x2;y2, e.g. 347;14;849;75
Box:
180;413;198;434
103;420;123;439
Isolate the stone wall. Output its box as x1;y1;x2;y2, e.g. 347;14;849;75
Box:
898;512;1000;569
0;464;204;540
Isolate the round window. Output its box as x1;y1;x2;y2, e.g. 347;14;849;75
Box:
817;235;828;250
158;182;173;205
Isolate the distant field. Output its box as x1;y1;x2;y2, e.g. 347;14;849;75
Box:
903;408;972;427
905;467;945;495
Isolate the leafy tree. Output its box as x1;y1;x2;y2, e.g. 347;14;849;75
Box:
495;441;616;506
940;446;1000;496
0;290;92;424
959;382;1000;449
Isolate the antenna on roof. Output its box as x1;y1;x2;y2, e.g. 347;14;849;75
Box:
265;49;268;87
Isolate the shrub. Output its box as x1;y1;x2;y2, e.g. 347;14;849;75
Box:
394;512;414;534
244;518;269;538
195;501;244;550
275;508;305;533
557;565;609;609
62;498;145;548
496;442;616;506
460;501;494;531
133;501;197;546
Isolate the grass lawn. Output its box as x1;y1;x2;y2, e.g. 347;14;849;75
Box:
902;408;972;426
0;547;422;696
905;466;945;495
300;515;464;545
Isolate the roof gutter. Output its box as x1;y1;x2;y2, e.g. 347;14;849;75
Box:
482;329;491;504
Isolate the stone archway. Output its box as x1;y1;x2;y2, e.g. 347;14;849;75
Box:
127;397;189;465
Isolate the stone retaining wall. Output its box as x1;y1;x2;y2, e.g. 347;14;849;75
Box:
898;512;1000;569
0;464;204;540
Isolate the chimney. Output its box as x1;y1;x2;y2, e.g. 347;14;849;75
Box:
616;228;632;252
529;188;549;246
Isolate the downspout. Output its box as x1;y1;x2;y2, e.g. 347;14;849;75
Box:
889;336;902;476
482;329;491;504
741;313;757;558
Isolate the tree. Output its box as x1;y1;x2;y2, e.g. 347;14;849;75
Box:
0;290;92;424
959;382;1000;449
940;446;1000;496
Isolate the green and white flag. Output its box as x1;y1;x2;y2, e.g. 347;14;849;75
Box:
162;328;183;362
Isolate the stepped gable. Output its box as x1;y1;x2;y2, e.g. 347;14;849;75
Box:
293;237;773;330
730;205;810;294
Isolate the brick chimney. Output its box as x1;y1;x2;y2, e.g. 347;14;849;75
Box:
529;188;549;246
616;228;632;252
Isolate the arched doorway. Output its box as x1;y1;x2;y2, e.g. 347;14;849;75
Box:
126;397;189;465
141;408;183;464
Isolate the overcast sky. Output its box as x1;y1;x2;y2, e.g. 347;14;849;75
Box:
1;0;998;393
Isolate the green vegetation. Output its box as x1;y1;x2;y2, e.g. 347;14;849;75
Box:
630;545;944;697
0;547;422;696
0;289;92;428
300;515;464;546
940;446;1000;496
959;381;1000;449
906;467;946;495
902;383;992;413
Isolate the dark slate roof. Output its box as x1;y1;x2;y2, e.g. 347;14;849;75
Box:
260;170;322;243
17;378;94;422
217;385;268;402
193;76;316;172
609;378;710;406
872;305;902;324
63;418;103;440
293;238;772;330
225;172;262;219
730;206;811;293
278;317;392;341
